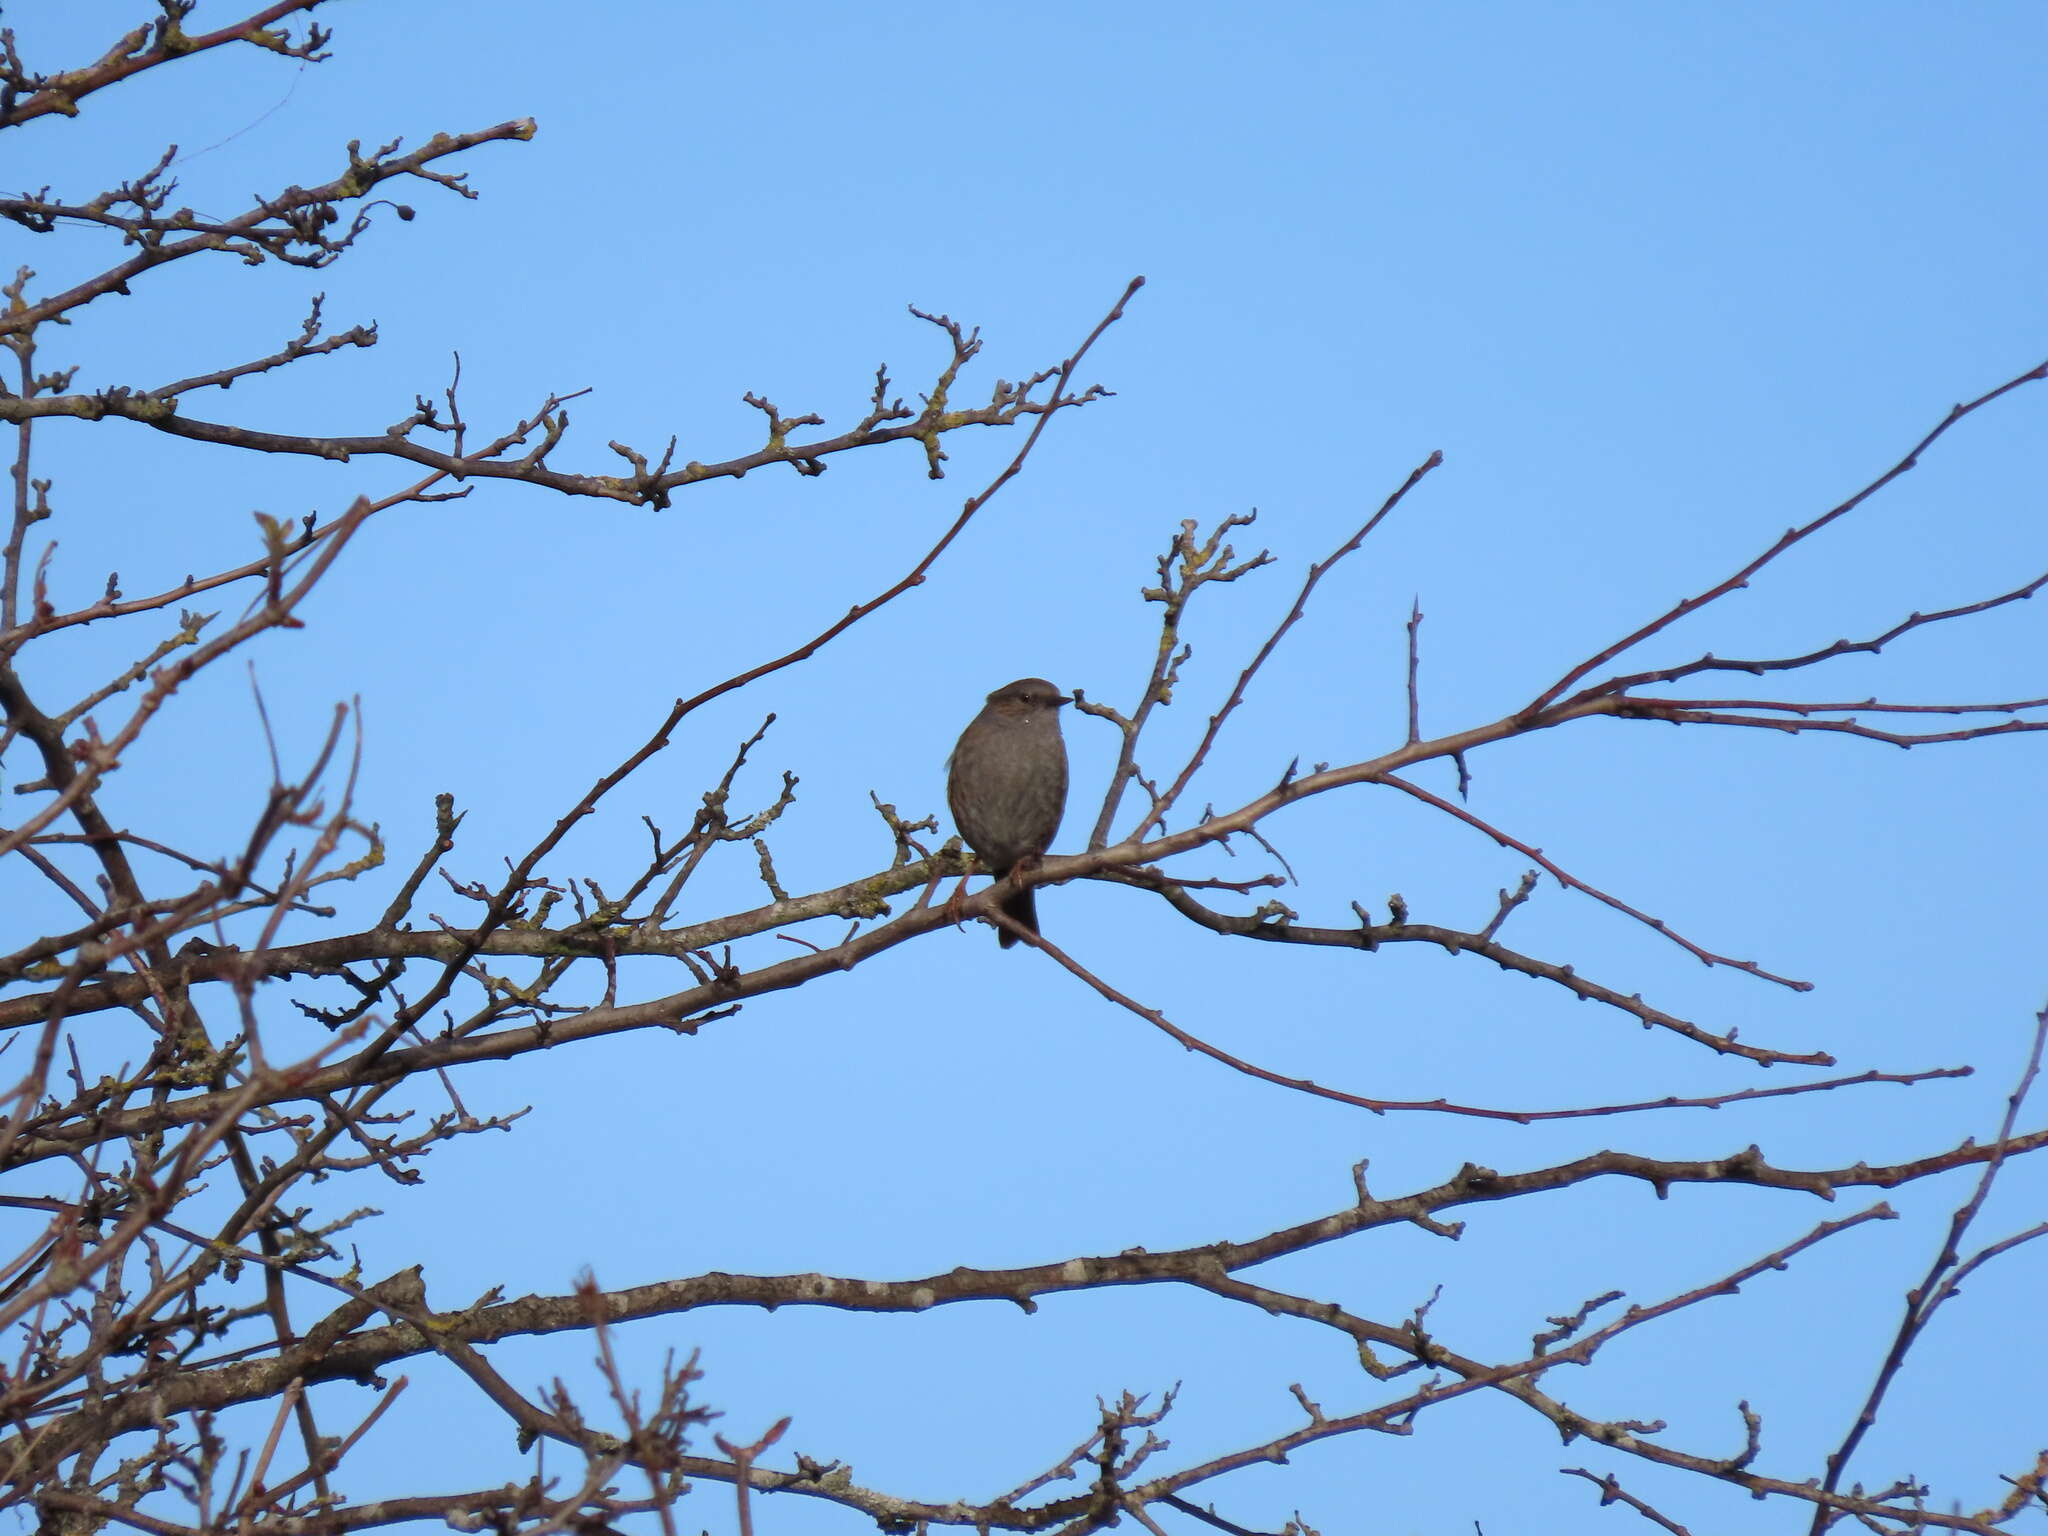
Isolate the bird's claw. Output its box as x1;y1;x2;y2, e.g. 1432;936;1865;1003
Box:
944;872;973;933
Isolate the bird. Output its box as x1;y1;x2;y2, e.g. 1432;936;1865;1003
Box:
946;677;1070;947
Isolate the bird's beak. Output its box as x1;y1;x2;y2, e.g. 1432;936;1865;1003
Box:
1056;693;1073;707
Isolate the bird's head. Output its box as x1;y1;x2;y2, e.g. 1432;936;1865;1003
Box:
986;678;1071;717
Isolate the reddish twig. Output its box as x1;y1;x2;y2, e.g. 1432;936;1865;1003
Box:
1013;915;1942;1121
1562;1468;1696;1535
1594;568;2048;700
1614;703;2045;750
1528;355;2048;713
714;1419;791;1536
1404;595;1424;744
1624;695;2048;716
1375;772;1811;990
1808;1005;2048;1534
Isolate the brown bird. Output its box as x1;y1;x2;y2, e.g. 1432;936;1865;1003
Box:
946;677;1071;947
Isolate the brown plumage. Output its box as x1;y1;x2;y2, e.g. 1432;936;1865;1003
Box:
946;677;1070;947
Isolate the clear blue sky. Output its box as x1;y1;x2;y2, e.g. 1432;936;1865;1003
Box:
9;3;2046;1532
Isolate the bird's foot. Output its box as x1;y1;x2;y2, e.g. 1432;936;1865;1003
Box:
944;873;974;932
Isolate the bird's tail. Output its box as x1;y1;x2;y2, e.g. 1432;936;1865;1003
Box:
997;884;1037;949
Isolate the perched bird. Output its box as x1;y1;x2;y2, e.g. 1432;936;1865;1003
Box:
946;677;1071;947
